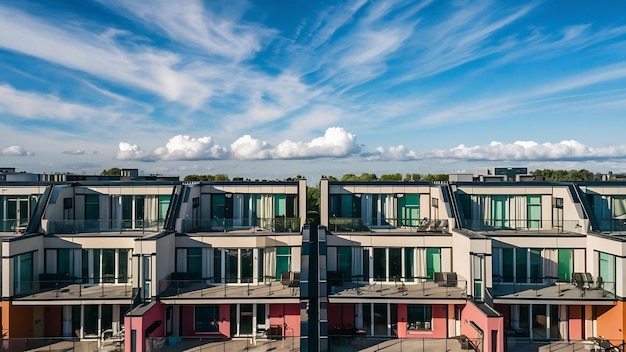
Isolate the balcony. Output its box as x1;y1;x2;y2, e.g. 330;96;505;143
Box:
158;274;302;300
327;274;468;301
492;275;616;301
12;275;133;301
181;217;301;233
328;218;449;233
0;218;29;233
597;218;626;232
464;219;584;233
46;219;165;234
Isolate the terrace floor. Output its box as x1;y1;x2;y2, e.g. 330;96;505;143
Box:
493;282;616;304
13;283;133;305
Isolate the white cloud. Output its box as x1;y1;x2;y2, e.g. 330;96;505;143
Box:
62;149;85;155
1;145;33;156
0;84;118;121
367;145;419;161
0;6;211;107
115;142;149;161
424;140;626;161
272;127;360;159
153;135;227;161
230;135;272;160
98;0;275;62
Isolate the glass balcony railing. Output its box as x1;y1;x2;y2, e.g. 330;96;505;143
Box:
181;217;301;233
464;219;585;233
47;219;165;234
492;276;616;299
597;218;626;232
158;275;301;298
328;218;449;232
144;336;483;352
12;276;133;298
0;219;29;233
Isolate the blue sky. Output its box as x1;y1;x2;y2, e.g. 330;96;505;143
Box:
2;0;626;180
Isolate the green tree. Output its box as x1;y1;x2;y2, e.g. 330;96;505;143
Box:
101;167;122;176
307;187;320;214
421;173;449;182
380;173;403;181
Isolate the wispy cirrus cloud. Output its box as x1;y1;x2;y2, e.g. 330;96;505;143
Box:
97;0;275;62
0;84;118;121
0;5;211;107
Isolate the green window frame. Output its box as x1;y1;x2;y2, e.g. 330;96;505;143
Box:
275;247;291;280
527;195;541;229
398;194;420;226
426;248;441;280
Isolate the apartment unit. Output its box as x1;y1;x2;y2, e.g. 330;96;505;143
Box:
125;179;307;351
319;179;503;352
1;180;176;344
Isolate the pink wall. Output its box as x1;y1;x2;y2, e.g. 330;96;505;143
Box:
398;304;447;339
124;302;165;352
269;304;300;336
218;305;230;336
460;302;504;352
181;306;195;336
569;306;583;340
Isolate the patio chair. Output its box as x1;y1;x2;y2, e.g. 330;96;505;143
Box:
571;273;585;288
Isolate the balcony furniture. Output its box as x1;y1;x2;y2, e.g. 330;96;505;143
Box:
435;272;458;287
280;271;301;295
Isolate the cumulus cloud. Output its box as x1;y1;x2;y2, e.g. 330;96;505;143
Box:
153;135;227;161
62;149;85;155
1;145;33;156
366;145;419;161
230;135;273;160
271;127;360;159
424;140;626;161
116;142;149;161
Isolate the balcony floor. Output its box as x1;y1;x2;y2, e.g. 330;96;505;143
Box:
159;281;301;303
493;282;616;304
329;281;468;303
13;283;133;305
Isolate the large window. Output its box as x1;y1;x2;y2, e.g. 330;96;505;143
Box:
187;248;202;276
14;252;33;294
85;194;99;230
557;249;572;282
499;248;543;283
275;247;291;280
599;252;616;291
241;249;253;283
337;247;352;280
407;305;432;330
329;194;361;218
373;248;386;281
527;196;541;229
398;194;420;226
225;249;238;283
195;305;220;332
426;248;441;280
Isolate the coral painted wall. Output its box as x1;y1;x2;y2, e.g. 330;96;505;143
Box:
124;302;165;352
269;303;300;336
568;305;583;340
460;302;504;352
597;302;626;343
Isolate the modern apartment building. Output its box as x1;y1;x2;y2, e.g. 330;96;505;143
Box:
1;173;626;352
